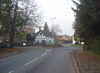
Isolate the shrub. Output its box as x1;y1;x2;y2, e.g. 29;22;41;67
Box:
33;42;42;46
14;42;23;46
44;44;62;47
90;36;100;55
0;42;8;48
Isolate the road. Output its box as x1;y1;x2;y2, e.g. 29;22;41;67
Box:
0;46;82;73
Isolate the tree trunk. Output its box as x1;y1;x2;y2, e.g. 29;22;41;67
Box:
9;26;14;48
8;1;18;48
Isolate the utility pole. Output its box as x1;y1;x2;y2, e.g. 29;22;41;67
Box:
50;17;56;28
50;17;56;38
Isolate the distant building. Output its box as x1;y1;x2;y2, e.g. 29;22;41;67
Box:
72;35;84;44
72;36;78;44
58;34;71;41
55;34;71;43
35;29;55;44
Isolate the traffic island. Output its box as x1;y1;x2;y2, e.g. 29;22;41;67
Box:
70;50;100;73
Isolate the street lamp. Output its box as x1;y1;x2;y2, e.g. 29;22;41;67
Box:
50;17;56;27
50;17;56;39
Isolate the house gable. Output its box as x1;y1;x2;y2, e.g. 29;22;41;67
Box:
35;30;54;44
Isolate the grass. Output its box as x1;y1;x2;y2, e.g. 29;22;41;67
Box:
72;44;83;47
0;48;24;59
89;51;100;58
0;48;24;53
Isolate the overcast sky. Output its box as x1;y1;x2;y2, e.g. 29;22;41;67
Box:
36;0;76;36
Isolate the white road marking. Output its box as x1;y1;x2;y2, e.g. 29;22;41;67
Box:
41;49;52;57
41;52;47;57
8;71;14;73
25;58;38;66
45;49;48;52
25;49;52;66
48;49;52;52
45;49;52;53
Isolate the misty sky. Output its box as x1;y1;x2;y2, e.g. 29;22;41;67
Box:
36;0;76;36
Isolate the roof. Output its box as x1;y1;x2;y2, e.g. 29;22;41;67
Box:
57;34;70;41
35;30;52;38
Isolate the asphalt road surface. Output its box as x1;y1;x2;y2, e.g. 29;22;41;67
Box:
0;46;82;73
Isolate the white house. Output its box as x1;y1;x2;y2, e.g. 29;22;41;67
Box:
35;30;55;44
72;36;84;44
72;36;78;44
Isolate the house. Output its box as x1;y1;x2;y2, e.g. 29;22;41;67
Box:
58;34;71;41
72;35;84;44
35;29;55;44
55;34;72;44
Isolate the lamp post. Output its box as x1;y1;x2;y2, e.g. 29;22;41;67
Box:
50;17;56;28
50;17;56;44
50;17;56;35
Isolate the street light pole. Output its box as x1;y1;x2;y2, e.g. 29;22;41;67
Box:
50;17;56;39
50;17;56;28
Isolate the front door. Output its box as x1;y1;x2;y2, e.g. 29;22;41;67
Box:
42;40;45;45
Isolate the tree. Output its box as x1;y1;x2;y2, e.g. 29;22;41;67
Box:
43;22;50;32
26;33;35;44
72;0;100;51
0;0;13;34
0;0;42;47
73;30;78;41
52;25;62;35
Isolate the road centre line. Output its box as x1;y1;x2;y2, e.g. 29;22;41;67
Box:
25;58;38;66
41;52;47;57
45;49;52;53
25;49;52;66
41;49;52;57
45;49;48;52
48;49;52;52
8;71;14;73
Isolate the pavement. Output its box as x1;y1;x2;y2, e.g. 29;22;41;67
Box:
0;46;82;73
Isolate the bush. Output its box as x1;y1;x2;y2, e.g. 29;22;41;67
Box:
83;45;87;50
90;36;100;55
44;44;62;47
14;42;23;46
0;42;8;48
33;42;42;46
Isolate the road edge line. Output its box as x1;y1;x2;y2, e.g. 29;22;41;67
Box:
70;52;80;73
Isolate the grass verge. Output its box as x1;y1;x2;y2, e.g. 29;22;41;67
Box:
89;51;100;58
72;44;83;47
0;48;24;53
